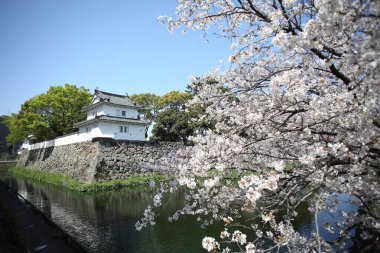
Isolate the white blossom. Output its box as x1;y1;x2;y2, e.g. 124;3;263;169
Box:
204;177;218;189
223;216;233;225
246;187;262;203
202;236;219;252
262;176;278;191
272;160;285;172
245;242;256;253
261;212;275;222
232;230;247;245
220;228;230;239
222;247;231;253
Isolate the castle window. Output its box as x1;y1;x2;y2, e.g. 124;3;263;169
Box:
121;110;126;117
119;126;128;133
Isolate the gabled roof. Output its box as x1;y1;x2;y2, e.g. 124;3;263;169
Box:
83;89;141;111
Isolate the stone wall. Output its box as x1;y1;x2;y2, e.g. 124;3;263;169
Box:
94;139;182;181
17;138;182;182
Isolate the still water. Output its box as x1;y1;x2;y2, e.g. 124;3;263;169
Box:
1;176;358;253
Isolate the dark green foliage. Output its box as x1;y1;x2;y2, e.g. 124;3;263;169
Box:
0;116;11;153
151;79;218;143
151;90;194;143
151;107;194;143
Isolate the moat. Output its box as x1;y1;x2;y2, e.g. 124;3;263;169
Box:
0;174;358;253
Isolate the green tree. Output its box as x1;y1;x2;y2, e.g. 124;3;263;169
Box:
152;90;193;143
151;107;194;144
152;86;216;142
3;114;27;147
129;93;161;137
157;90;192;110
5;84;91;144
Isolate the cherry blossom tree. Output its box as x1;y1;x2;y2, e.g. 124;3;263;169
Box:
137;1;379;252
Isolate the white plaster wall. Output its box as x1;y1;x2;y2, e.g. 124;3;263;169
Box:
88;104;111;120
28;132;92;150
126;108;139;119
78;121;145;141
25;121;146;150
96;104;106;116
87;104;139;119
102;104;139;118
114;124;145;141
101;104;113;116
93;122;145;141
87;108;96;120
86;105;105;119
91;122;116;139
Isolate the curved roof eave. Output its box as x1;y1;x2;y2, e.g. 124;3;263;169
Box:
73;116;149;128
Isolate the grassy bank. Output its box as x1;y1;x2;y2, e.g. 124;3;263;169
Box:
8;167;167;192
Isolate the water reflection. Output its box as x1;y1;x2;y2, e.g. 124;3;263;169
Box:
2;177;221;253
1;176;358;252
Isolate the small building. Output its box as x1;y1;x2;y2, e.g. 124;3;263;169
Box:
73;90;149;141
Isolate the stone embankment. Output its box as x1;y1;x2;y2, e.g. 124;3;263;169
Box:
17;138;182;182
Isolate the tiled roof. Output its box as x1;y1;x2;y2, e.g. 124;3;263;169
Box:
73;115;149;128
94;90;136;107
82;90;141;111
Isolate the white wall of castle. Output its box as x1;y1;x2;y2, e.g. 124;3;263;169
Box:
86;104;139;120
79;122;145;141
25;132;92;150
24;122;146;151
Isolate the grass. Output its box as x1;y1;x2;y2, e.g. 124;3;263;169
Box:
8;167;168;192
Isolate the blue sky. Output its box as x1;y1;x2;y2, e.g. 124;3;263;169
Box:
0;0;231;115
